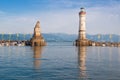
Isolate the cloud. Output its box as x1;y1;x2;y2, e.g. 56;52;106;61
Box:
0;10;6;16
86;4;120;34
0;9;79;34
0;0;119;34
39;10;78;34
0;15;36;33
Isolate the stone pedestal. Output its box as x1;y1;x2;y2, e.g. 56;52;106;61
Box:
75;39;92;46
31;36;46;46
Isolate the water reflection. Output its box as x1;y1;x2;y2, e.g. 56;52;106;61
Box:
33;46;44;69
78;46;87;79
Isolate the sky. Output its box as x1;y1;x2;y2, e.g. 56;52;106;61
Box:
0;0;120;34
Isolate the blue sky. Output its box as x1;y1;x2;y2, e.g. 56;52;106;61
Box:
0;0;120;34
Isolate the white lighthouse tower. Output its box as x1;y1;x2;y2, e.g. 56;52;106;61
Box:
79;7;86;40
75;8;90;46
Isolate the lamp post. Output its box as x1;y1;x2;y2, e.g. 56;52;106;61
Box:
117;34;120;43
30;33;33;38
98;34;101;42
9;33;11;44
24;34;26;41
2;33;4;41
16;33;19;41
109;34;112;42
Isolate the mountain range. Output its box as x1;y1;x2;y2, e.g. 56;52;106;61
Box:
0;33;120;42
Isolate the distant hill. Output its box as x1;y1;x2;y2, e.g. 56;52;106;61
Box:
43;33;77;42
0;33;120;42
86;34;120;42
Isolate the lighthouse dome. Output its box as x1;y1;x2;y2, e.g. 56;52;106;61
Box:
79;7;86;15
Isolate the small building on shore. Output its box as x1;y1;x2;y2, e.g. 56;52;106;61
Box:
30;21;46;46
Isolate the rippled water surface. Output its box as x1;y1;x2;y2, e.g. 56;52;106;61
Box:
0;42;120;80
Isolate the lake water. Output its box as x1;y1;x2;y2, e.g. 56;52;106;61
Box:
0;42;120;80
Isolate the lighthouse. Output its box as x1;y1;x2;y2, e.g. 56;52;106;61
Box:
79;7;86;40
75;8;90;46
